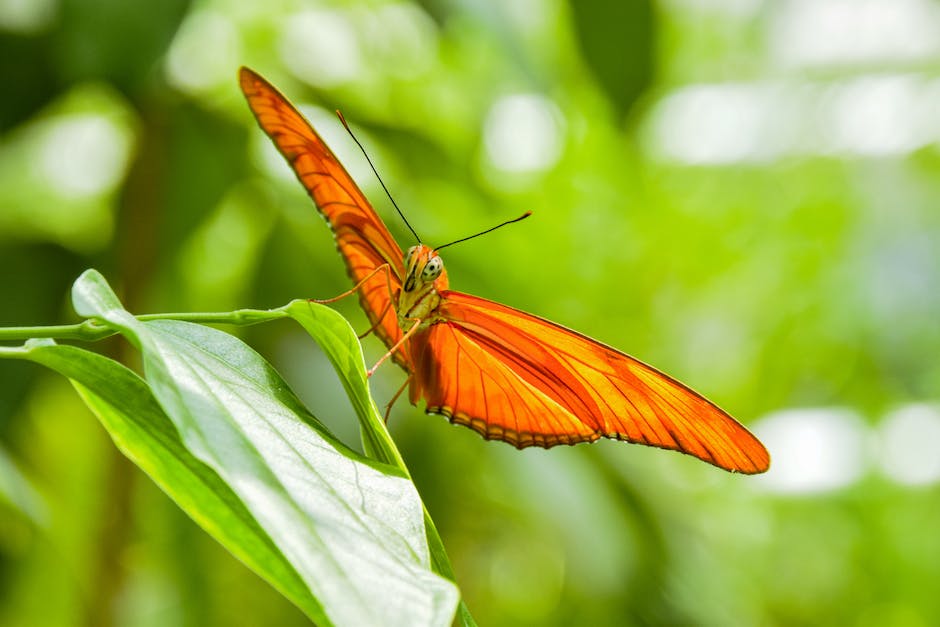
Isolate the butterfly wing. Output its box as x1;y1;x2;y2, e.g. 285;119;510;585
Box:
409;291;769;473
239;67;408;364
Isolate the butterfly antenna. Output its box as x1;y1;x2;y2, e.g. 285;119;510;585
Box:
336;110;421;244
434;211;532;252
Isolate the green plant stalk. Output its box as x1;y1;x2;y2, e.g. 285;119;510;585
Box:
0;309;280;342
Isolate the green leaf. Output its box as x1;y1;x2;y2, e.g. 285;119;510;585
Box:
69;269;460;626
280;300;404;467
6;338;320;619
280;300;478;627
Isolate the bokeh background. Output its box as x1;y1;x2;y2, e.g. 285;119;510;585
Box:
2;0;939;625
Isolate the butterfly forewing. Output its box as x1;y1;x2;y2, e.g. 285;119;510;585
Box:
239;67;408;364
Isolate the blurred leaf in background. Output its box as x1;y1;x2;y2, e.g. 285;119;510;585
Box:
1;0;939;626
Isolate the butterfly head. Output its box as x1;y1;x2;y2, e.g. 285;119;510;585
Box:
403;244;448;294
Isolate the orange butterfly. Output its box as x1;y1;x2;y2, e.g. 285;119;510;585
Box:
239;67;770;474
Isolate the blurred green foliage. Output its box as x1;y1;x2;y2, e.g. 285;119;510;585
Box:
1;0;939;626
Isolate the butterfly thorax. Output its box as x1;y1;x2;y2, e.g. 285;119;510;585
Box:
397;244;448;329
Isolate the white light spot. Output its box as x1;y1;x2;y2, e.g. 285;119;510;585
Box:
876;404;940;486
279;9;362;88
752;408;868;494
651;83;778;165
361;3;438;79
483;94;564;174
820;75;925;156
0;0;54;33
165;11;240;93
771;0;940;69
38;114;133;198
645;74;939;163
501;0;557;31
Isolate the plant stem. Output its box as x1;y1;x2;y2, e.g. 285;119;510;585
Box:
0;308;287;342
0;320;112;341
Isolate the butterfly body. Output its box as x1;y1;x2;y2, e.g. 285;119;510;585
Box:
239;67;770;474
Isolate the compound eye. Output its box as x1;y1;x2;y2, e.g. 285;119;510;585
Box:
421;256;443;281
404;246;418;268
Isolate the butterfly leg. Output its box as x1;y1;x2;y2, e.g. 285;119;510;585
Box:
367;317;422;378
310;264;398;339
311;263;392;305
357;262;398;339
357;300;392;339
384;374;412;424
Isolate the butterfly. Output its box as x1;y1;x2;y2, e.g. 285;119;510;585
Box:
239;67;770;474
